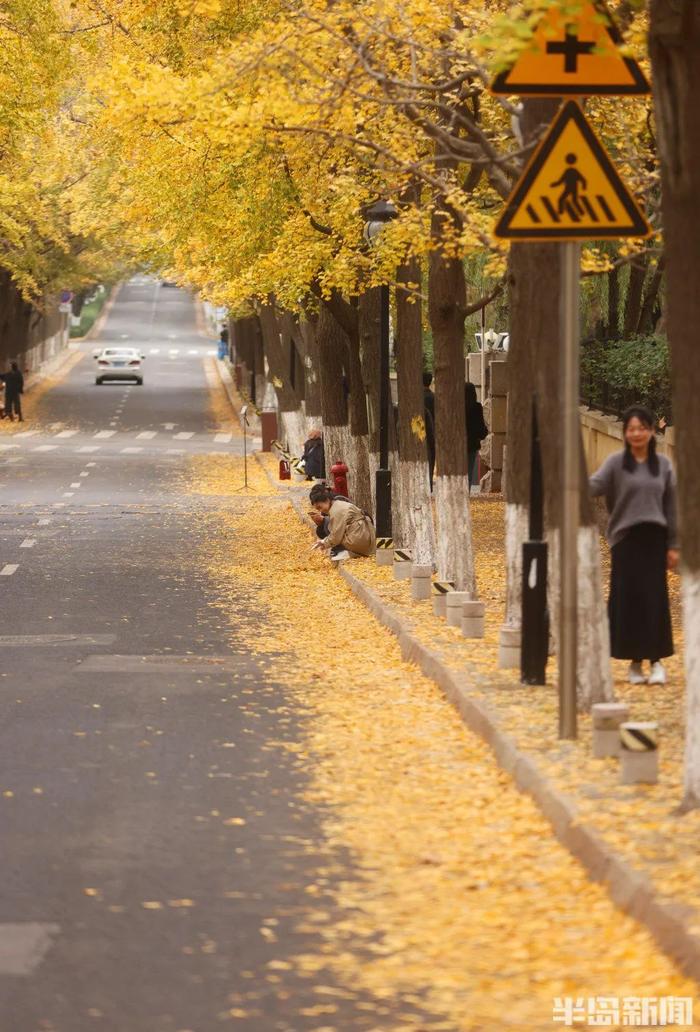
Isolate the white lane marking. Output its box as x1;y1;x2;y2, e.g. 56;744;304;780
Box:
77;446;100;453
188;349;198;355
136;431;157;439
33;445;58;452
206;349;216;356
56;430;78;439
94;431;116;439
120;333;130;339
174;432;193;440
214;433;232;443
86;462;97;467
168;334;177;339
0;445;19;451
37;518;51;526
166;449;185;455
19;539;35;549
5;457;22;463
70;483;82;489
53;502;66;508
0;565;18;576
14;431;38;438
63;492;74;498
121;447;142;454
79;472;89;478
0;923;60;975
163;423;176;430
149;348;160;354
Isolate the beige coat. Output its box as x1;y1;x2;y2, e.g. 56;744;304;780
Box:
324;499;375;556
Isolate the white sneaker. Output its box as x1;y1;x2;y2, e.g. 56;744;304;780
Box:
330;549;351;562
648;661;667;685
628;661;647;684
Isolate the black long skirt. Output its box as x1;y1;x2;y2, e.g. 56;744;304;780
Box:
608;522;674;661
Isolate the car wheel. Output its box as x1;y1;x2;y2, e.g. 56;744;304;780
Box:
135;379;143;385
95;378;102;385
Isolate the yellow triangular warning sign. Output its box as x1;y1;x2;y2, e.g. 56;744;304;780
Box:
494;101;651;241
490;1;650;97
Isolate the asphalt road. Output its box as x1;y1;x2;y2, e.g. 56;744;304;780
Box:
0;280;413;1032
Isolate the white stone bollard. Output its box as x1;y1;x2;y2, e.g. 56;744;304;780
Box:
411;564;433;601
498;626;521;669
592;702;630;759
375;537;394;566
620;722;659;784
393;549;412;580
431;581;454;618
445;591;472;628
462;600;486;638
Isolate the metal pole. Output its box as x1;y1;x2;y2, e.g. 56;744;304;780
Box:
375;282;392;538
559;242;580;739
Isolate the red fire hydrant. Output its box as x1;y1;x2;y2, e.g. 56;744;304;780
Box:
279;458;291;481
331;460;349;497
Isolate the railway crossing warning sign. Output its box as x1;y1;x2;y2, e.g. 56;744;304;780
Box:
490;1;650;97
494;101;650;241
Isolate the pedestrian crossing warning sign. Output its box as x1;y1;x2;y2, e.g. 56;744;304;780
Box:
490;1;650;96
494;101;650;241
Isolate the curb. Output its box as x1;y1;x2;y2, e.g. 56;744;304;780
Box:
259;465;700;985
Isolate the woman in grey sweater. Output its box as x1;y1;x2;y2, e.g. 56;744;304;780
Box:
589;406;679;686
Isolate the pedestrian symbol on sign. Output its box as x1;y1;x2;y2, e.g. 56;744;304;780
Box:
550;154;586;218
494;101;650;241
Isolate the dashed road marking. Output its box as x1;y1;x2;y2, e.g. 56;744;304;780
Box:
94;431;116;439
69;483;82;489
0;445;19;451
34;445;58;452
20;539;35;549
121;447;143;454
166;449;185;455
174;432;194;440
214;433;233;443
136;431;157;439
63;492;74;498
0;565;18;576
77;446;101;453
56;430;78;439
79;472;89;478
37;519;50;526
86;462;97;468
14;431;38;438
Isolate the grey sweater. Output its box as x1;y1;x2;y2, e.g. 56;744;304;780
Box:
589;450;678;549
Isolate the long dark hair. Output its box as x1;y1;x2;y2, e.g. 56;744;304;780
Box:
622;405;659;476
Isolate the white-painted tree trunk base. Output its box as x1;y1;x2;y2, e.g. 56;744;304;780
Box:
682;570;700;809
547;525;613;709
398;460;436;566
323;424;353;485
279;409;307;458
502;501;529;635
351;433;373;516
434;474;476;595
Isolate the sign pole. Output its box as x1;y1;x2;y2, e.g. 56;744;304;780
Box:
559;241;580;739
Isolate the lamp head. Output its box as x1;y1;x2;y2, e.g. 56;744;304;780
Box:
363;199;398;246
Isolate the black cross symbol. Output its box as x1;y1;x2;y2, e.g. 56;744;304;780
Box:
546;32;595;73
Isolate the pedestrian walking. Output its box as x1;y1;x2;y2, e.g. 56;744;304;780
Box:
465;381;488;487
2;362;24;422
589;405;679;685
308;483;375;561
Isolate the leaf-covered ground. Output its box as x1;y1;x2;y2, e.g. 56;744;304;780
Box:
186;452;698;1031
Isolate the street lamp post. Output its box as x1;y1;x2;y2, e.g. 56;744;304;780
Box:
363;200;398;540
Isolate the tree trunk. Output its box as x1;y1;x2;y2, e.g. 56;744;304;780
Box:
636;254;666;335
298;315;322;425
344;319;372;515
316;301;352;483
257;299;306;454
359;288;381;514
649;0;700;809
622;253;648;339
428;210;476;594
607;265;620;340
395;255;436;565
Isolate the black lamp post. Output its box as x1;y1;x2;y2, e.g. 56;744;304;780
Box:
363;200;398;540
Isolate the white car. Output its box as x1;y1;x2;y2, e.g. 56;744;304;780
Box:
94;347;145;385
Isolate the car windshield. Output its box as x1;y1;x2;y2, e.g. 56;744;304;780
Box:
102;349;138;358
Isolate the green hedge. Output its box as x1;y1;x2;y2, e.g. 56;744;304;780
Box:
580;336;672;423
69;287;109;339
